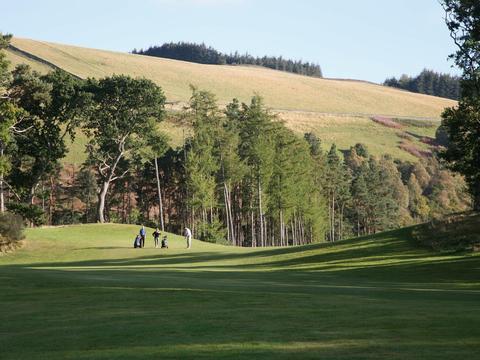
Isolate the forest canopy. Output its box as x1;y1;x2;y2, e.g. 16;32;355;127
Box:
132;42;323;78
384;69;460;100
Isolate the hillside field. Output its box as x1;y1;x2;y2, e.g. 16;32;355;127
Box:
6;38;456;164
1;224;479;359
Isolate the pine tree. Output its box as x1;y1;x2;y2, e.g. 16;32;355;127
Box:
324;144;351;241
351;164;369;236
184;88;222;239
237;96;275;246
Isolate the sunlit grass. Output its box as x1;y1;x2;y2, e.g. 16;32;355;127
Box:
1;224;479;359
7;37;455;118
6;38;451;165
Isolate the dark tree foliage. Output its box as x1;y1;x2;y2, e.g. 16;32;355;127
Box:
0;212;24;246
384;69;461;100
133;42;323;77
82;75;166;223
134;42;226;65
439;0;480;210
304;132;321;156
7;203;45;226
0;33;12;89
7;66;85;204
435;124;450;147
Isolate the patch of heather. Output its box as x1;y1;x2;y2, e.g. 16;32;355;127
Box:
420;136;436;146
399;141;432;158
396;131;414;141
371;116;403;129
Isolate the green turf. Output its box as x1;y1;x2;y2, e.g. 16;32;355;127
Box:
1;224;479;359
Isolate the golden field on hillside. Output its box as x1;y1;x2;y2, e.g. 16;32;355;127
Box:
6;37;454;163
7;37;455;117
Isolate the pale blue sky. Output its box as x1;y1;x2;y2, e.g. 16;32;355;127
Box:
2;0;459;82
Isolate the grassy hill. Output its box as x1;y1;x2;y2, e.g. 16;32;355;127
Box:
6;38;456;164
1;224;479;359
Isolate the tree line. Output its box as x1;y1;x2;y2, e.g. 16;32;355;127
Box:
132;42;323;77
0;32;472;247
384;69;460;100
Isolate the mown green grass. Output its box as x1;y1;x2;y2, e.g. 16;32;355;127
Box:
1;224;479;359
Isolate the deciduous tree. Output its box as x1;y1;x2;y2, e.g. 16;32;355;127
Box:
83;75;165;223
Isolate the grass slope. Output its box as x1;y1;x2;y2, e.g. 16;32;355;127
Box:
6;37;456;164
280;112;437;161
1;224;479;359
7;38;455;117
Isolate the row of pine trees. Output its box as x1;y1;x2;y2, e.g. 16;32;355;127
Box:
133;42;323;78
148;90;469;245
384;69;460;100
181;89;327;246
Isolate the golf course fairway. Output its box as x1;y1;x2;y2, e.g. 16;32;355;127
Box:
1;224;479;359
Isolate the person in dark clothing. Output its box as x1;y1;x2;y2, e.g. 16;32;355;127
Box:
152;227;161;248
134;234;141;248
161;235;169;249
140;225;146;248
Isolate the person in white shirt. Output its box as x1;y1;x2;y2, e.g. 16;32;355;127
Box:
184;227;192;249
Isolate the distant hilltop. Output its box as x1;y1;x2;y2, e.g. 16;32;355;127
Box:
133;41;323;78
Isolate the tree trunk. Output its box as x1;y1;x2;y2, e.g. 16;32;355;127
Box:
328;195;332;241
290;219;295;246
0;174;4;213
250;210;255;247
293;215;297;246
0;146;4;213
280;210;284;246
49;176;55;225
357;216;360;237
474;186;480;211
224;185;230;243
258;180;264;247
96;140;126;224
227;187;235;245
340;203;345;241
224;183;235;245
154;157;165;231
28;183;40;210
97;181;109;223
331;194;335;242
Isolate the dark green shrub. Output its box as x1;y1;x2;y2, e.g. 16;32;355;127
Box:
51;209;82;225
435;124;450;147
412;212;480;251
0;212;25;247
7;203;46;226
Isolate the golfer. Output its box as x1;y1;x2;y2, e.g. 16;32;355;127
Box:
140;225;146;248
152;227;161;248
184;227;192;249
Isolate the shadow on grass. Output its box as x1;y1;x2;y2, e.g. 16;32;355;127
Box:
2;227;480;360
5;235;480;288
37;228;419;267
